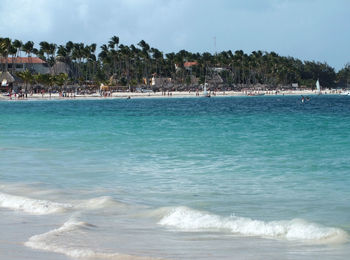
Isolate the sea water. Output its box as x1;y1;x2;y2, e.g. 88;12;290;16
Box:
0;95;349;259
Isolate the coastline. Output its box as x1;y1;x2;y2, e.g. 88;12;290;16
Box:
0;89;341;101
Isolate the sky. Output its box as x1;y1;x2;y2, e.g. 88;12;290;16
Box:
0;0;349;70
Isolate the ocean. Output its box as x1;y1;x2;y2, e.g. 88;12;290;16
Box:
0;95;349;259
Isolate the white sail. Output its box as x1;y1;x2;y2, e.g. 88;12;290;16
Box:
316;79;321;94
203;67;209;97
203;83;208;96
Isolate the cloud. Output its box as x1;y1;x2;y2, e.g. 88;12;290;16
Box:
0;0;349;69
0;0;52;35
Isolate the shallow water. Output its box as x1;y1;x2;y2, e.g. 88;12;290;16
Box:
1;95;350;259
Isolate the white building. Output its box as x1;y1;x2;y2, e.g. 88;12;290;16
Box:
0;57;50;74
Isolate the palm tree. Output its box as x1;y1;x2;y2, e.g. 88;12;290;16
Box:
108;36;119;50
337;63;350;88
151;47;163;76
38;42;56;67
39;41;50;60
86;43;97;81
107;36;120;76
22;41;34;71
119;44;133;87
12;40;23;57
12;39;23;73
47;43;57;66
138;40;151;84
57;45;67;59
98;44;112;80
34;73;55;94
71;43;81;80
0;37;12;72
9;44;17;74
54;73;69;92
17;69;33;96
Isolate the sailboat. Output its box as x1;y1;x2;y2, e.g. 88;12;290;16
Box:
203;82;210;97
203;67;211;97
316;79;321;95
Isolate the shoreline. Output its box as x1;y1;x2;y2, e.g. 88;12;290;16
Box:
0;89;343;101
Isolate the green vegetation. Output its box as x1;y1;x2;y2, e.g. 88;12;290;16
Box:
1;36;349;91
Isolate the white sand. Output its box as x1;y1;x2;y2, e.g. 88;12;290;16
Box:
0;89;342;101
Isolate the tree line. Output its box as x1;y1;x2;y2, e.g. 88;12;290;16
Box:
1;35;349;91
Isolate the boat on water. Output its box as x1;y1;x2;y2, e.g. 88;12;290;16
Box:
316;79;321;94
340;92;350;96
202;67;211;97
203;82;210;97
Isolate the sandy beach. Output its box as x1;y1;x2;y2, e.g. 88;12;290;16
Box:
0;89;340;101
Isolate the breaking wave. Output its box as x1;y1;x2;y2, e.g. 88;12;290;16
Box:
0;192;73;215
0;191;127;215
25;218;158;259
158;206;348;244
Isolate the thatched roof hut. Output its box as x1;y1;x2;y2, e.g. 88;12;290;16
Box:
0;71;15;84
50;61;72;76
208;74;223;84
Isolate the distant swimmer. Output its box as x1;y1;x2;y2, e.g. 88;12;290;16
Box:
301;96;310;103
127;96;131;99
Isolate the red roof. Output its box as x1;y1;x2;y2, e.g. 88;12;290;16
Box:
184;61;198;67
0;57;46;64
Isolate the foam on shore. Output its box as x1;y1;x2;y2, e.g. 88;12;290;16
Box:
158;206;348;244
25;218;159;259
0;188;127;215
0;192;73;215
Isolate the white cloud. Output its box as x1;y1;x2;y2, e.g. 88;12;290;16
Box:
0;0;52;35
0;0;349;69
77;3;89;23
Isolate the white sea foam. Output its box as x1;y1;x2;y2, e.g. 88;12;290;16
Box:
0;187;128;215
25;218;158;259
0;192;73;215
158;206;348;244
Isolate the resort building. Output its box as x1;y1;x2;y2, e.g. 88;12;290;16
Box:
175;61;198;71
184;61;198;70
0;57;49;74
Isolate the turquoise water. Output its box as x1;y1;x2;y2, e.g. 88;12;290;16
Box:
1;96;350;259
